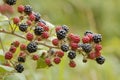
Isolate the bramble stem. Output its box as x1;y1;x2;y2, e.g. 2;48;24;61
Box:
0;29;26;40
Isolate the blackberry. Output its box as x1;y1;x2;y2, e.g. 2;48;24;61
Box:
81;44;92;53
34;13;41;22
34;26;44;36
15;64;24;73
19;23;28;32
57;29;66;40
61;44;69;52
4;0;16;5
18;57;26;63
62;25;69;33
93;34;102;43
84;31;93;36
96;56;105;65
27;42;38;53
68;51;76;59
24;5;32;15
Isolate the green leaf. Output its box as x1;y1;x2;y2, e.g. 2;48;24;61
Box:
0;50;5;63
0;13;8;22
37;56;47;69
3;73;26;80
0;65;14;73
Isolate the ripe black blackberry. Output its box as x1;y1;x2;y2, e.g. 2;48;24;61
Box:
15;64;24;73
93;34;102;43
19;23;28;32
61;44;69;52
34;26;44;36
27;42;38;53
96;56;105;65
24;5;32;15
84;31;93;36
68;51;76;59
4;0;16;5
81;43;92;53
62;25;69;33
56;29;66;40
34;13;41;22
18;57;26;63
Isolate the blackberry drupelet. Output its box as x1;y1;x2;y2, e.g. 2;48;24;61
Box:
34;26;44;36
84;31;93;36
81;44;92;53
62;25;69;33
61;44;69;52
19;23;28;32
27;42;38;53
68;51;76;59
4;0;16;5
15;64;24;73
56;29;66;40
34;13;41;22
93;34;102;43
24;5;32;15
18;57;26;63
96;56;105;65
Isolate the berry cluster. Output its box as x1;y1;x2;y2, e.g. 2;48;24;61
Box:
0;3;105;73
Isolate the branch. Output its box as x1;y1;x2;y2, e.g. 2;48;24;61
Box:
0;29;26;40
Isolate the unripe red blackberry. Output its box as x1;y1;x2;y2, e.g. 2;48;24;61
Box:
61;44;69;52
13;17;20;24
55;50;64;58
88;52;96;59
34;26;44;36
13;40;20;47
41;32;49;39
68;34;80;43
53;57;61;64
95;44;102;51
95;51;101;58
42;25;49;31
82;36;90;43
9;46;16;53
32;54;39;60
81;43;92;53
69;60;76;68
68;51;76;59
18;5;24;13
34;13;41;22
45;58;51;65
15;64;24;73
96;56;105;65
55;26;62;32
52;38;59;46
18;57;26;63
37;22;45;27
19;23;28;32
26;32;34;41
62;25;69;33
24;5;32;15
27;42;38;53
4;0;17;5
70;42;78;51
29;13;35;21
93;34;102;43
20;44;26;50
19;51;26;57
56;29;66;40
5;51;13;60
87;34;93;41
26;20;32;26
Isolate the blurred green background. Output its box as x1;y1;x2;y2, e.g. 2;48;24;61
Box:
1;0;120;80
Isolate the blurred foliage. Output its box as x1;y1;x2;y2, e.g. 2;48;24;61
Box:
0;0;120;80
